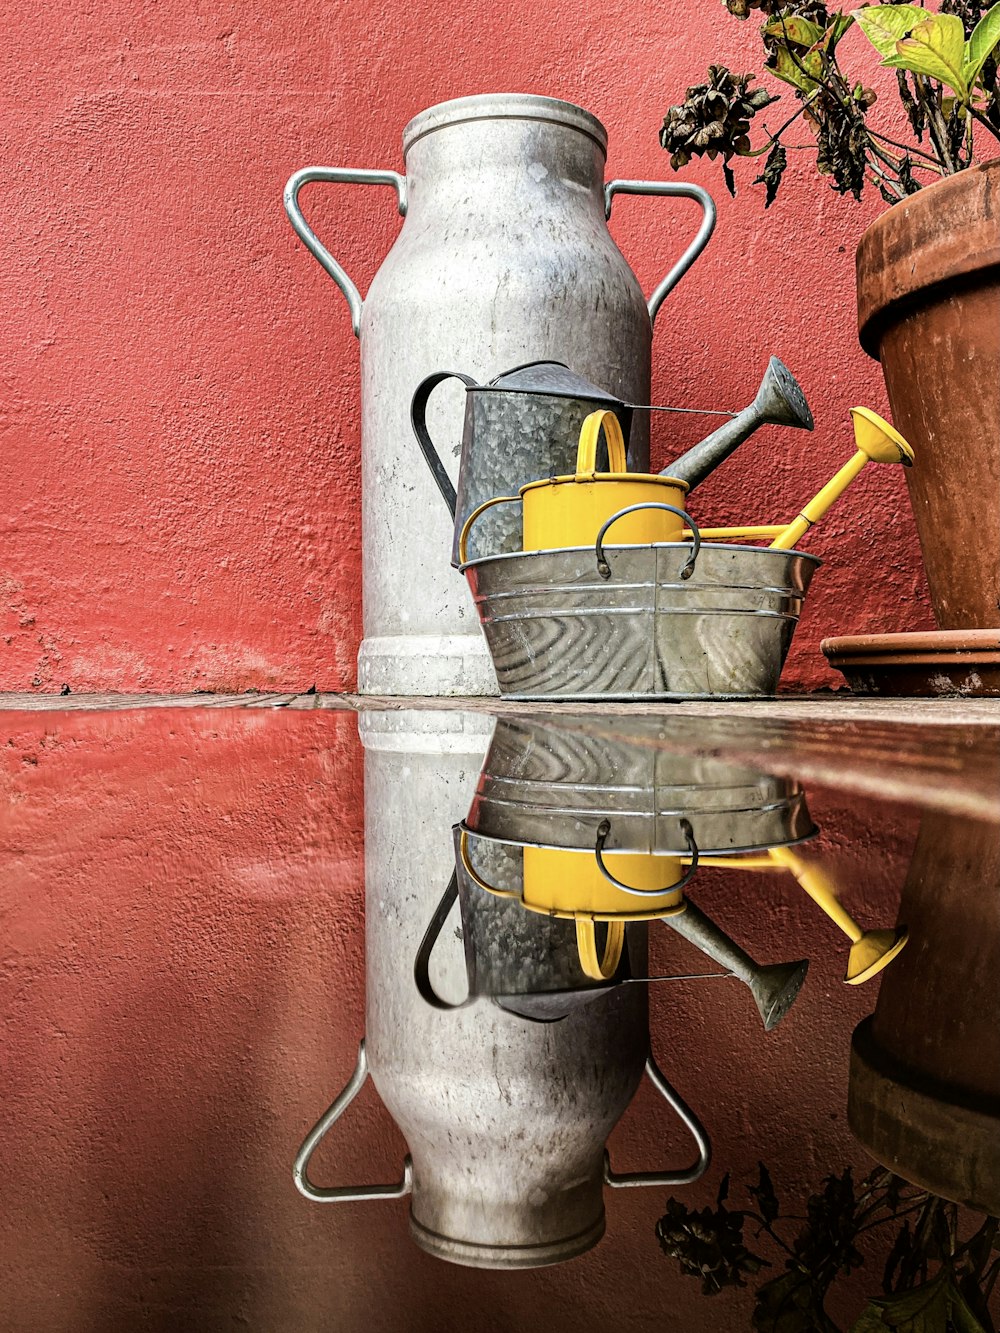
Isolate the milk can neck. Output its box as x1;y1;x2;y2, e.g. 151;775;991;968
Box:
403;123;608;222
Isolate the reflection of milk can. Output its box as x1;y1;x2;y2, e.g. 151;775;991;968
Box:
294;709;708;1269
285;94;714;695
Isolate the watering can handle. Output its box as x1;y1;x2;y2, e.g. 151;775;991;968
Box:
604;1054;711;1188
413;871;474;1011
283;167;408;338
292;1039;414;1204
596;504;701;580
604;180;716;325
410;370;480;519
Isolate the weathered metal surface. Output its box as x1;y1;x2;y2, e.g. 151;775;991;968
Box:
285;94;715;695
294;708;707;1269
411;362;634;566
848;811;1000;1214
466;715;816;854
463;542;819;700
413;829;644;1020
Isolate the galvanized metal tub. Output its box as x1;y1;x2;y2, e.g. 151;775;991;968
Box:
467;715;816;854
462;541;820;700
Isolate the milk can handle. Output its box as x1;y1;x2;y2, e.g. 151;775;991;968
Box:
604;180;716;325
293;1039;414;1203
410;370;480;519
604;1054;711;1188
283;167;408;338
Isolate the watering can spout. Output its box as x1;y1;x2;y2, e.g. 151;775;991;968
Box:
664;356;814;492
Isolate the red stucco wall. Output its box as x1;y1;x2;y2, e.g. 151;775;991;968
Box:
2;3;933;694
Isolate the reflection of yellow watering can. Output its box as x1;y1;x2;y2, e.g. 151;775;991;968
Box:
459;827;809;1030
690;407;915;548
458;826;692;981
458;410;693;562
694;846;908;984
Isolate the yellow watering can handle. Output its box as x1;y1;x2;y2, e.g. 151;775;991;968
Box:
576;918;626;981
457;494;521;566
457;827;520;899
577;410;628;474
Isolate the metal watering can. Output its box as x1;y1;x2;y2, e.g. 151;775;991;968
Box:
414;355;814;566
458;409;693;563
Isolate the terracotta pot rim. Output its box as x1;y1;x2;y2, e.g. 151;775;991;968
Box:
822;629;1000;661
856;159;1000;358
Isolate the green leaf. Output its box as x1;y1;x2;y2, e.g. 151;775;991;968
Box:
851;1307;889;1333
963;3;1000;88
768;45;825;92
764;14;825;46
852;6;932;58
885;15;970;100
948;1281;989;1333
862;1270;952;1331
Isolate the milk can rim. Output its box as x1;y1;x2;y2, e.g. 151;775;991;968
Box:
403;94;608;157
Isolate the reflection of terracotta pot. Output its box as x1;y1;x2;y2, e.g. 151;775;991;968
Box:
856;162;1000;629
848;812;1000;1212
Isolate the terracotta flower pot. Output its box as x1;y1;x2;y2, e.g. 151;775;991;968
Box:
848;812;1000;1213
856;161;1000;629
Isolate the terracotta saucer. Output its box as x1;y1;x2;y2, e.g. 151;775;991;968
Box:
821;629;1000;698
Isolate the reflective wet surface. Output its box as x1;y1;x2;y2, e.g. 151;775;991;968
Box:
2;700;998;1331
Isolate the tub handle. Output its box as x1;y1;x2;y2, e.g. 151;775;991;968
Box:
595;818;700;902
413;871;474;1011
595;504;701;581
604;1054;711;1188
292;1039;413;1203
283;167;408;338
458;494;522;566
604;180;716;325
410;370;480;518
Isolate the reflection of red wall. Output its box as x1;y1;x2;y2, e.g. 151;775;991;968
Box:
0;708;919;1330
2;3;931;694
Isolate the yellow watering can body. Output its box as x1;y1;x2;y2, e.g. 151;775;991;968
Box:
459;410;690;561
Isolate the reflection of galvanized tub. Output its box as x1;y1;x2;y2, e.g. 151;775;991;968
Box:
462;542;819;700
467;716;816;854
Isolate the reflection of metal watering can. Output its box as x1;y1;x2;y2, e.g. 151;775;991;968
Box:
430;718;817;1031
413;356;814;566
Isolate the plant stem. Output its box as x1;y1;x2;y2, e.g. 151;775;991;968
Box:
968;99;1000;144
915;75;957;171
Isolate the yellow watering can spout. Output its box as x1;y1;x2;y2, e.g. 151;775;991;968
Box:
769;407;915;550
850;406;915;466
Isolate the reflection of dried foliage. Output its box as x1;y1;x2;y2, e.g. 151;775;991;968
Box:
658;1164;1000;1332
661;0;1000;207
656;1173;768;1295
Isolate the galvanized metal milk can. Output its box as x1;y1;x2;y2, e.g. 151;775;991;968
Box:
294;709;708;1268
285;94;715;695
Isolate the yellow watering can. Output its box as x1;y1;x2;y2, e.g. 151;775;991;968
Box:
691;407;915;547
459;827;809;1030
458;410;693;562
